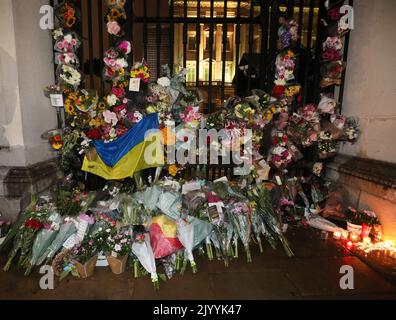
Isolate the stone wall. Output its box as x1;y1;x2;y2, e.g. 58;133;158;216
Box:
327;155;396;242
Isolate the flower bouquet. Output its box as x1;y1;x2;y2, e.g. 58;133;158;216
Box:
320;61;345;88
228;201;252;263
24;212;62;275
346;207;380;235
106;230;132;274
322;36;343;62
3;203;50;272
275;50;296;86
54;31;81;53
54;1;79;29
71;239;98;278
343;117;359;142
130;60;151;84
132;233;160;290
57;64;82;90
268;145;293;170
177;218;197;274
103;47;130;84
248;185;294;257
37;217;78;264
149;215;183;259
55;52;80;67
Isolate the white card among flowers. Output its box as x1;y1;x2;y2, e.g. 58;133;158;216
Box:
49;94;64;107
129;78;141;92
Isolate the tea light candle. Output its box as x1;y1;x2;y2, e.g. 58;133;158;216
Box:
350;233;360;242
333;230;341;240
341;230;349;240
363;237;371;245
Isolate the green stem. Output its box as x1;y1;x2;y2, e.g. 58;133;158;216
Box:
191;261;198;274
245;245;252;263
180;258;188;275
206;242;213;261
134;260;139;278
257;235;264;253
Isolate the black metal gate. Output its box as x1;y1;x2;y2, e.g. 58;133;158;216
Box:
55;0;351;112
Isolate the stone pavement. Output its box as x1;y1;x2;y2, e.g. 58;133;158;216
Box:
0;228;395;300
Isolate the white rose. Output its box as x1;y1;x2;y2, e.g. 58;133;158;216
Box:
64;34;73;43
116;58;128;69
106;94;117;106
157;77;171;87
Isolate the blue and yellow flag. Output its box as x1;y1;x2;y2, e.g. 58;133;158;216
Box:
82;113;164;180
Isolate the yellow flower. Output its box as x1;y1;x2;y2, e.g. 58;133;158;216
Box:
168;165;179;177
89;117;103;128
65;104;76;116
98;101;106;110
147;105;156;114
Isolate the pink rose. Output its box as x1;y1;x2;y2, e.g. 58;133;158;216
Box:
107;21;121;36
56;41;65;50
104;57;116;68
118;41;131;54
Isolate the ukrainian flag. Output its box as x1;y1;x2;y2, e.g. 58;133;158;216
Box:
82;113;164;180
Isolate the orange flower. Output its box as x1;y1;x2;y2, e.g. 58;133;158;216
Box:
66;17;76;28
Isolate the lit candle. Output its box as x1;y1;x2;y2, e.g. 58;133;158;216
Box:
346;241;353;249
333;230;341;240
350;233;360;242
341;230;349;240
363;237;371;245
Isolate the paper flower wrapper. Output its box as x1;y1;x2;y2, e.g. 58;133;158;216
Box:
132;234;159;290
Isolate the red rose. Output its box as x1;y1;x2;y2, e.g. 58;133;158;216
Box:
111;87;125;98
273;85;286;98
86;128;101;140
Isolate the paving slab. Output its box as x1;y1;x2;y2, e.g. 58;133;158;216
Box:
284;256;396;298
211;271;301;300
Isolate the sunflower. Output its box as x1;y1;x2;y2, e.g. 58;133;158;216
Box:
110;8;120;20
66;17;76;28
97;100;107;110
65;103;77;116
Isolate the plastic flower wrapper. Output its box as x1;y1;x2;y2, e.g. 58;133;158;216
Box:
37;217;78;264
177;218;197;274
160;253;177;280
182;191;207;216
3;207;49;272
189;216;213;249
132;233;160;290
120;195;150;226
149;215;183;259
248;185;294;257
25;212;62;275
156;191;183;221
228;202;252;263
0;196;38;253
133;185;162;212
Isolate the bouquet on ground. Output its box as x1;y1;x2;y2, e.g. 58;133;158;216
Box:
70;238;98;278
228;201;252;263
24;212;62;275
177;217;197;274
248;185;294;257
132;233;160;290
37;217;78;264
3;202;50;272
